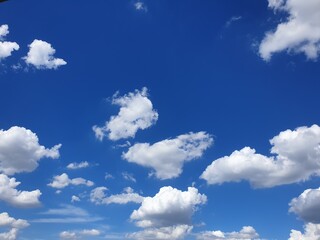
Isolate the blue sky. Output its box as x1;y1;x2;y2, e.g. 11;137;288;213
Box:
0;0;320;239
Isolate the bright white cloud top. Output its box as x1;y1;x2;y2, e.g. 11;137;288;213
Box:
0;212;29;240
90;186;144;205
0;174;41;208
259;0;320;61
60;229;101;239
93;87;158;141
24;39;67;69
0;24;19;60
289;223;320;240
130;186;207;228
66;161;89;170
289;187;320;223
123;132;213;179
0;126;61;175
197;226;260;240
48;173;94;189
201;124;320;188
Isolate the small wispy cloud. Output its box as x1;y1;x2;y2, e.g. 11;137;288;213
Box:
134;1;148;12
225;16;242;28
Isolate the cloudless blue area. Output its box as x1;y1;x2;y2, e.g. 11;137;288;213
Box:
0;0;319;239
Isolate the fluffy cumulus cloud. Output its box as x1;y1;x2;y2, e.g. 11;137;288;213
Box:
123;132;213;179
259;0;320;61
0;212;29;240
67;161;89;170
289;223;320;240
0;174;41;207
60;229;101;239
201;125;320;188
0;126;61;175
127;225;193;240
197;226;259;240
93;87;158;141
130;186;207;228
90;187;144;205
289;187;320;223
0;24;19;60
24;39;67;69
48;173;94;189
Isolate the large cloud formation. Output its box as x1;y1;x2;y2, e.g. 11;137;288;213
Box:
0;174;41;207
0;24;19;60
0;212;29;240
289;223;320;240
0;126;61;175
24;39;67;69
197;226;260;240
259;0;320;61
201;125;320;188
289;187;320;223
123;132;213;179
93;87;158;141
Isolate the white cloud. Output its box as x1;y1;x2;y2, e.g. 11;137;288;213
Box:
0;174;41;208
289;187;320;223
0;212;29;240
122;172;136;182
123;132;213;180
67;161;89;170
197;226;260;240
60;229;101;240
90;187;144;205
127;225;193;240
201;124;320;188
71;195;80;203
24;39;67;69
48;173;94;189
134;1;148;12
34;205;102;223
0;126;61;175
259;0;320;61
0;24;19;60
225;16;242;28
130;186;207;228
93;87;158;141
289;223;320;240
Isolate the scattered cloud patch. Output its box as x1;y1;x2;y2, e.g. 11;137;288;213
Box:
48;173;94;189
130;186;207;228
0;126;61;175
93;87;158;141
90;186;144;205
0;174;41;208
225;16;242;28
122;172;137;183
71;195;80;203
60;229;101;239
67;161;89;170
0;212;29;240
0;24;19;60
201;125;320;188
289;187;320;223
197;226;260;240
105;173;114;180
259;0;320;61
123;132;213;179
134;1;148;12
127;225;193;240
24;39;67;69
289;223;320;240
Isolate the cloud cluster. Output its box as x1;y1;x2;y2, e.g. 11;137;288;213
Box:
67;161;89;170
0;24;19;60
123;132;213;179
90;187;144;205
259;0;320;60
201;125;320;188
48;173;94;189
93;87;158;141
0;212;29;240
289;187;320;223
289;223;320;240
0;174;41;207
197;226;259;240
24;39;67;69
0;126;61;175
60;229;101;239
